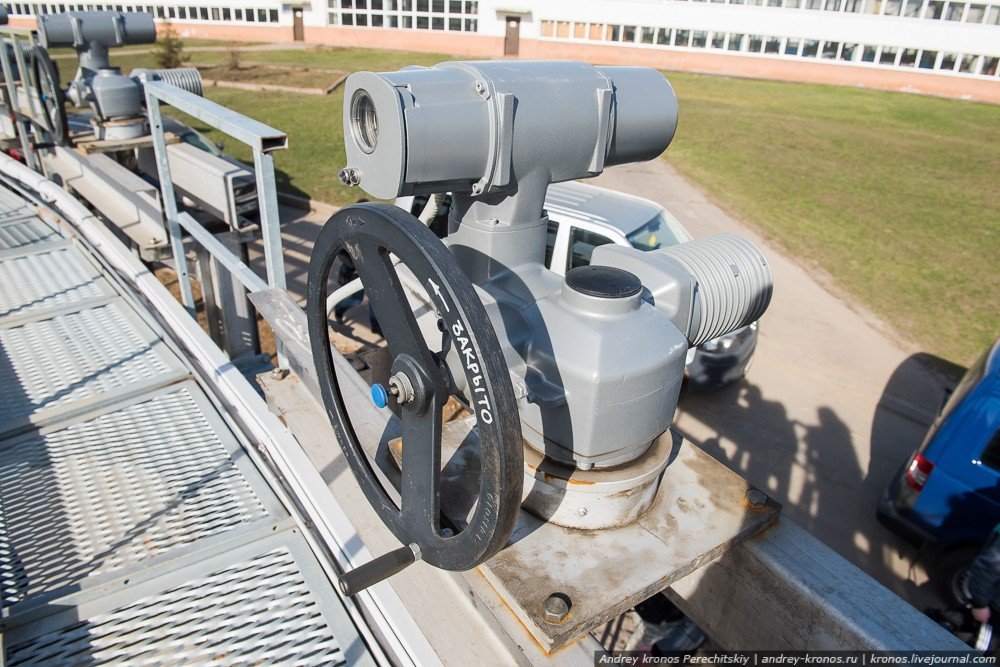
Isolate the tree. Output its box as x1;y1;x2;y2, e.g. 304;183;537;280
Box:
153;23;189;69
226;45;242;71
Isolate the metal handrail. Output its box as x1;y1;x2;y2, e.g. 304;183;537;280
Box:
142;79;289;368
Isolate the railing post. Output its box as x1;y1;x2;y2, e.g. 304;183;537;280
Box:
252;147;287;369
1;30;39;172
144;91;196;315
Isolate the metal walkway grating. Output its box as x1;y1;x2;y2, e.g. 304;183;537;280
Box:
5;541;351;666
0;216;60;251
0;183;373;664
0;383;275;609
0;301;186;437
0;246;114;320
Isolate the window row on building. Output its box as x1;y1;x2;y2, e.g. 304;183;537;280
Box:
3;2;281;22
539;20;1000;77
327;0;478;31
589;0;1000;24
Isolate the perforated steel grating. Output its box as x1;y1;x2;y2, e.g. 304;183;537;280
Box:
0;385;270;608
7;547;347;665
0;183;368;665
0;217;59;251
0;302;179;425
0;247;110;319
0;188;35;222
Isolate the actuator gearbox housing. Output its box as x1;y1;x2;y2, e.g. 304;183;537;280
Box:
341;60;772;472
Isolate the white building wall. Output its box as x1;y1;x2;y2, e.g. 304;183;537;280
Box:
492;0;997;56
6;0;998;79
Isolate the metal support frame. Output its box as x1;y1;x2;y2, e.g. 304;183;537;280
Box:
142;80;289;368
0;26;42;172
0;45;970;656
195;229;262;361
144;94;196;314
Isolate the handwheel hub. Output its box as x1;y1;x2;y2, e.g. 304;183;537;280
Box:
388;371;415;405
388;354;436;416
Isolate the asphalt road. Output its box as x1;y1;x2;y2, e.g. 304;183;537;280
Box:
268;158;959;613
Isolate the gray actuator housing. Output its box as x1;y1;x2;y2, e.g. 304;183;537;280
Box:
343;61;772;469
38;11;155;120
37;11;203;141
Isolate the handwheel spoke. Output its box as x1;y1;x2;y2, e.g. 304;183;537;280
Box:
350;238;436;368
400;398;443;538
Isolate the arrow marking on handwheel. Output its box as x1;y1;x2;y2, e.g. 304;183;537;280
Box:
427;278;451;312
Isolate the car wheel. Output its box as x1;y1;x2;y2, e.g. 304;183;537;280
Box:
935;545;980;608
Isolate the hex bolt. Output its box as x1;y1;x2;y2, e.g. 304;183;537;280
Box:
338;167;361;186
270;367;287;380
543;593;571;623
745;489;768;509
576;507;588;517
475;81;485;93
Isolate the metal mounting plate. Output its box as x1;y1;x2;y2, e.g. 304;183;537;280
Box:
410;418;780;651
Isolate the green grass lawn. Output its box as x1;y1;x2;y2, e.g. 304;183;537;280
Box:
84;42;997;364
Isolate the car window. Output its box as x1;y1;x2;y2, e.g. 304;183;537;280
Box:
567;226;614;270
545;220;559;268
980;429;1000;472
626;212;691;251
941;347;989;422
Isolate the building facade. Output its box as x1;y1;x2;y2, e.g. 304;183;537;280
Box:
6;0;999;102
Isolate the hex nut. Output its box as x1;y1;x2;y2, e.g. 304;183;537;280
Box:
744;489;768;509
543;593;571;623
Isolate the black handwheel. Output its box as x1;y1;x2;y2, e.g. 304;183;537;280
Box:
29;45;67;146
307;202;522;583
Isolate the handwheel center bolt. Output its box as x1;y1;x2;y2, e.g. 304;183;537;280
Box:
388;372;415;404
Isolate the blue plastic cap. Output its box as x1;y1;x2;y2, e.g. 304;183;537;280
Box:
370;383;389;409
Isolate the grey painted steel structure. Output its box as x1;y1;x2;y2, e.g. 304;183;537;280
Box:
38;11;157;138
0;181;376;664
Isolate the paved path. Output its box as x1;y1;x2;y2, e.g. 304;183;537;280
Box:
271;158;957;612
594;159;954;610
50;42;309;59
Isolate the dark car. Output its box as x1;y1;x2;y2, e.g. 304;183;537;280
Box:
878;337;1000;605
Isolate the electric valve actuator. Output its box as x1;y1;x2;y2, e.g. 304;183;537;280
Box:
35;11;203;144
307;61;773;595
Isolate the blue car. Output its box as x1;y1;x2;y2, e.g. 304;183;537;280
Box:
878;337;1000;606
